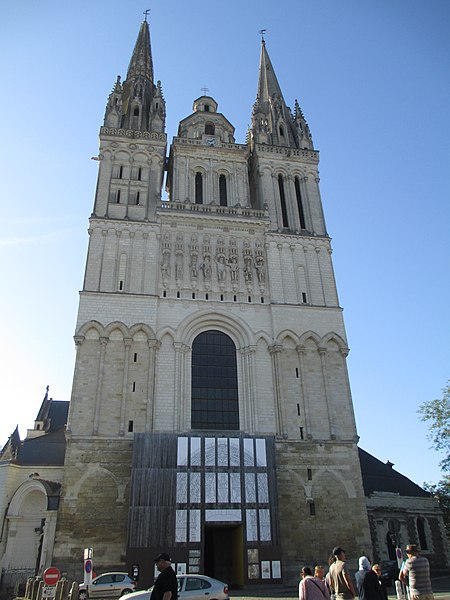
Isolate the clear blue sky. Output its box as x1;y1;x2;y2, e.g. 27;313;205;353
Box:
1;1;449;487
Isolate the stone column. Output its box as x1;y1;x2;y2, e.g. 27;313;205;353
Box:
315;246;326;305
268;343;285;436
285;175;297;230
340;347;358;440
241;347;257;433
301;176;313;231
145;339;161;432
93;336;108;435
174;342;189;430
66;336;85;434
296;344;311;437
318;347;335;439
119;337;132;435
271;172;283;229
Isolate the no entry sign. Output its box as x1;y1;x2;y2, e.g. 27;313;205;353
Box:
43;567;61;586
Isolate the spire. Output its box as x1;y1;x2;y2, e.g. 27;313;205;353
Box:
251;39;313;150
116;19;165;133
256;40;284;106
126;20;154;83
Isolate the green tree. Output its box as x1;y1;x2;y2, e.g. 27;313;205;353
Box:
418;381;450;472
423;477;450;534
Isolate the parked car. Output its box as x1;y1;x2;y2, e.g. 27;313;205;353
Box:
122;574;229;600
79;572;137;600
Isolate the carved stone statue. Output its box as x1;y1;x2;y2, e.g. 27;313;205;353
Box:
228;255;239;282
254;255;266;283
216;255;226;281
161;253;170;278
200;256;211;280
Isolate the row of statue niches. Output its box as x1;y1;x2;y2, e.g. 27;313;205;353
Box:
160;237;266;291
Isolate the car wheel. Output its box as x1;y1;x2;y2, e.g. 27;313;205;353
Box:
79;591;88;600
120;590;132;597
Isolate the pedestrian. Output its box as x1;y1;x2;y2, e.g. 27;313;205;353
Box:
150;553;178;600
399;544;434;600
326;555;337;600
372;564;388;600
328;547;356;600
299;566;330;600
355;556;383;600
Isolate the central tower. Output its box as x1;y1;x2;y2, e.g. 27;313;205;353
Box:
53;20;371;586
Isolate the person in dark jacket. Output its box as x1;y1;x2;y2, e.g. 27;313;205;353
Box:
355;556;383;600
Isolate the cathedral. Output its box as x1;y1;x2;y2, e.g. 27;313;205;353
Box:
1;18;448;592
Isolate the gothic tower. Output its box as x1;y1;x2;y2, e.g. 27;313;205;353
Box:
53;21;371;585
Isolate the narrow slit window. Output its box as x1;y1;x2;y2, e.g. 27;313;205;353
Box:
195;172;203;204
205;293;209;300
192;292;196;299
233;295;237;302
307;468;312;480
163;290;167;298
128;420;134;432
248;296;251;303
132;382;136;392
138;167;142;181
295;177;306;229
119;280;123;291
302;292;307;303
297;404;301;416
136;191;140;205
219;174;227;207
116;189;121;203
119;166;123;179
133;353;137;363
261;297;264;303
278;175;289;228
296;368;299;378
309;501;316;516
220;294;224;301
177;291;180;298
300;427;304;440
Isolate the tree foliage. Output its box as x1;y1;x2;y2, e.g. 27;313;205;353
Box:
418;381;450;473
423;477;450;534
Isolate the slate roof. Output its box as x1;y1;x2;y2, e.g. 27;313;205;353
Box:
16;428;67;466
358;447;429;498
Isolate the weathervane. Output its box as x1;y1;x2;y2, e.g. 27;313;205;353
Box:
143;8;150;22
259;29;267;41
201;86;210;96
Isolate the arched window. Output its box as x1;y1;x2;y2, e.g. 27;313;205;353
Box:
279;125;284;137
195;172;203;204
294;176;306;229
191;330;239;430
205;123;215;135
133;106;140;117
417;517;428;550
278;174;289;228
219;174;227;207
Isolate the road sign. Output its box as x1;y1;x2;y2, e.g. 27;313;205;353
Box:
43;567;61;586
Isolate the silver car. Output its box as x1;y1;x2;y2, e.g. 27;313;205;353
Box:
79;572;137;600
122;574;229;600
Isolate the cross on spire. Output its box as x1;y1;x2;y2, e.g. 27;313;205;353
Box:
201;86;210;96
259;29;267;41
143;8;150;22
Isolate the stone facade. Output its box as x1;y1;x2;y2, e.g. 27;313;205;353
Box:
46;18;440;586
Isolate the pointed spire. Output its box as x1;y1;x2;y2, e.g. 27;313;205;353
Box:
126;20;154;83
251;39;314;150
118;19;166;133
256;39;284;106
